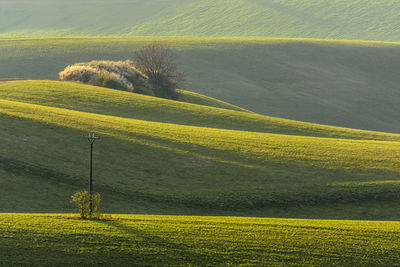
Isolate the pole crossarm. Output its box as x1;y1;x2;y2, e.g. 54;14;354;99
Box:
85;133;100;144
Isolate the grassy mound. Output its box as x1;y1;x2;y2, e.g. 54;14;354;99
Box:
1;0;400;41
1;80;400;219
0;80;399;140
2;214;400;266
1;37;400;133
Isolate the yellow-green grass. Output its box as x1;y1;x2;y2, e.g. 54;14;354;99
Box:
2;214;400;266
1;93;400;217
1;80;400;142
2;37;400;133
0;80;248;113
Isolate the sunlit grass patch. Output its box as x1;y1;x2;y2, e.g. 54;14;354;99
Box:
333;180;400;186
2;213;400;265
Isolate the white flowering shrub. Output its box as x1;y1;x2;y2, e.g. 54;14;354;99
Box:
59;65;99;84
76;60;144;87
59;60;155;95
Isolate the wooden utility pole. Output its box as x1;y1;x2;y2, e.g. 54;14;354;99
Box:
85;133;100;218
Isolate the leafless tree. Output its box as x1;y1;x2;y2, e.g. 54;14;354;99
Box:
134;42;184;99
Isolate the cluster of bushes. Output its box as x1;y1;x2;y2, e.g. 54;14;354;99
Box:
59;43;184;99
59;60;156;96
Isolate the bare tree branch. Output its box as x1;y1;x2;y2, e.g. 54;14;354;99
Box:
134;42;185;99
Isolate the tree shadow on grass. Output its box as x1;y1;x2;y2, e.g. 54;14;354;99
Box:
96;219;228;266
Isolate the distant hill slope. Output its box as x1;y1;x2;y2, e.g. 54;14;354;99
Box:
1;37;400;133
0;0;400;41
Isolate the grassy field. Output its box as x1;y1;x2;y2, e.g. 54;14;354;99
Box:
1;37;400;133
1;80;400;219
2;80;400;140
2;213;400;266
1;0;400;42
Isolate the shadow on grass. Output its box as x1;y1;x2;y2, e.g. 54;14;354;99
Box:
96;219;228;265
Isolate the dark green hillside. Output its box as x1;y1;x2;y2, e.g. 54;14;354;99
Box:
1;0;400;42
1;37;400;133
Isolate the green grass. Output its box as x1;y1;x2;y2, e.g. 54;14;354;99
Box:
3;97;400;171
176;88;249;113
1;0;400;42
2;80;400;141
2;214;400;266
0;79;248;113
2;37;400;133
1;81;400;219
7;79;248;113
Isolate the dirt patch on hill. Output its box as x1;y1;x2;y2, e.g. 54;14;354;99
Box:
0;78;44;83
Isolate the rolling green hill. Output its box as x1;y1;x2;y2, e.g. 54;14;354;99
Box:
1;80;400;141
1;80;400;220
1;0;400;42
1;37;400;133
2;214;400;265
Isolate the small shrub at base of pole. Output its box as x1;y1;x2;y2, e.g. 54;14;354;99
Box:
71;191;102;220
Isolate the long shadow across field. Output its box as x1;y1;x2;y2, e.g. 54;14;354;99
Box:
97;219;227;265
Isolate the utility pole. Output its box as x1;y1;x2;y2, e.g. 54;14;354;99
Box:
85;133;100;218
